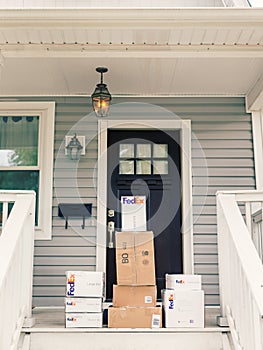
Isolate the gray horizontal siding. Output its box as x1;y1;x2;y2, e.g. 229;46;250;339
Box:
6;96;254;307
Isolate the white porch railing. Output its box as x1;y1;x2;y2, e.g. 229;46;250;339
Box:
0;191;35;350
217;190;263;350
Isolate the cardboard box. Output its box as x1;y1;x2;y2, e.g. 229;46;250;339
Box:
66;271;104;297
108;306;162;328
113;285;156;307
65;312;103;328
162;289;204;328
165;274;202;290
65;297;102;313
115;231;155;285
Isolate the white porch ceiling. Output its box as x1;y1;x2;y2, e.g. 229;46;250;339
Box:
0;8;263;108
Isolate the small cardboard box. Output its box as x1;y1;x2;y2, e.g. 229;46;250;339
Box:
66;271;104;297
65;312;103;328
162;289;204;328
165;274;202;290
108;306;162;328
115;231;155;285
65;297;102;313
113;285;157;307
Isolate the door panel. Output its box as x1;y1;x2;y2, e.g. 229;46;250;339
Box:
106;130;182;300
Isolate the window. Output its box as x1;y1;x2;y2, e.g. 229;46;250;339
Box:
119;142;169;175
0;102;55;239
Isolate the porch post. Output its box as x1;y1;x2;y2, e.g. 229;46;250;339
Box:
251;109;263;190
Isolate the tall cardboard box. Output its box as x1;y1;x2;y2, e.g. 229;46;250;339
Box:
108;306;162;328
115;231;155;285
112;285;157;307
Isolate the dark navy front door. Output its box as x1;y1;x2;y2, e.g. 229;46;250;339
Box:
106;129;182;300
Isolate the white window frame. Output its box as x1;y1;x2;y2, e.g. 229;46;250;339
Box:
0;102;55;240
96;119;194;275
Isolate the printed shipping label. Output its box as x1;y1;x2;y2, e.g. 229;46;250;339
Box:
121;195;147;231
145;296;153;304
152;314;161;328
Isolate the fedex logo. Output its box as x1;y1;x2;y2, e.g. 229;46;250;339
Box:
67;316;76;322
168;293;174;309
67;274;75;296
66;301;76;306
176;279;185;285
122;196;145;205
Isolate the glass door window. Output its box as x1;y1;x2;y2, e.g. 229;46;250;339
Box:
118;142;169;175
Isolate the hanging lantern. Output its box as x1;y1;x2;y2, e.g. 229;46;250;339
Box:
91;67;111;117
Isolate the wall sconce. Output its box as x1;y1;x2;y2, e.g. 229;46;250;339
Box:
91;67;111;117
65;134;85;160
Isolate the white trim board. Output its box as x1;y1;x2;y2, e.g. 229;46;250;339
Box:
252;110;263;191
96;119;194;279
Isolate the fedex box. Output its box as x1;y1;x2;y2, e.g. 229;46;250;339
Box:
165;274;202;291
113;285;157;307
66;271;104;297
65;297;102;313
65;312;103;328
115;231;155;285
108;306;162;328
162;289;204;328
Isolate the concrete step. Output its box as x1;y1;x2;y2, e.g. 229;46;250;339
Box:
29;331;229;350
22;307;232;350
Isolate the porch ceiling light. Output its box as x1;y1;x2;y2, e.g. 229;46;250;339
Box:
91;67;111;117
65;133;84;161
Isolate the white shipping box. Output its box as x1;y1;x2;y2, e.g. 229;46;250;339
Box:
166;274;202;290
65;313;103;328
162;289;204;328
65;297;102;313
66;271;104;297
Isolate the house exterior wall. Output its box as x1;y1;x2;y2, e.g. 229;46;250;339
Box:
9;96;254;307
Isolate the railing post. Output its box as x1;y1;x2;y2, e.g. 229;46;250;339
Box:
216;192;233;327
245;202;252;236
23;195;36;328
2;201;8;227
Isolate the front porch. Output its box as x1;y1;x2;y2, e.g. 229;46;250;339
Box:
1;189;263;350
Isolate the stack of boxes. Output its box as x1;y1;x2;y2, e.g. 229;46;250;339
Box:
162;274;204;328
65;271;104;328
108;231;162;328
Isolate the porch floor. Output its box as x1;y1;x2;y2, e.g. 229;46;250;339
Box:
23;306;228;333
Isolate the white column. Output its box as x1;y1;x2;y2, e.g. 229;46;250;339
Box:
252;109;263;190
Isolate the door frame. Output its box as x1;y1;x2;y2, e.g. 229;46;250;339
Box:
96;119;194;277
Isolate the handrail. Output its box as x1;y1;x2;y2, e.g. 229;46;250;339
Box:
0;191;35;350
217;191;263;350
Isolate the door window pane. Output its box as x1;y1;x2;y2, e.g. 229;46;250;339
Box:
153;160;168;174
137;144;151;158
136;160;151;174
153;144;168;158
119;160;134;174
0;116;39;166
119;144;134;158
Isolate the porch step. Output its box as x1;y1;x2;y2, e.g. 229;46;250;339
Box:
21;307;232;350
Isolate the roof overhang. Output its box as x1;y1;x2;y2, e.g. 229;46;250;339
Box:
0;8;263;109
